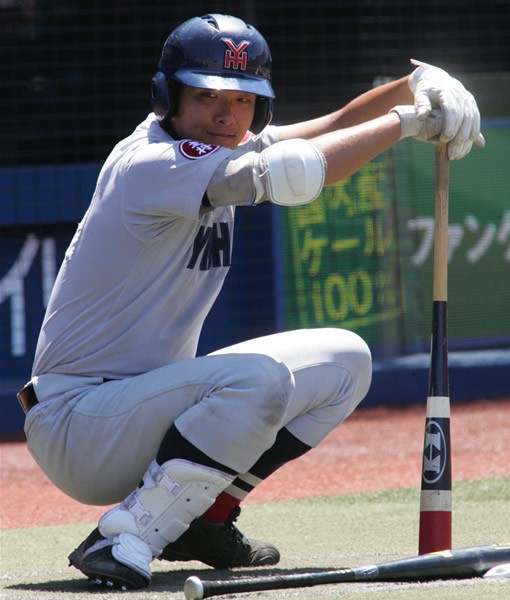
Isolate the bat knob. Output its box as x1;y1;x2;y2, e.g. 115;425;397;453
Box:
184;576;204;600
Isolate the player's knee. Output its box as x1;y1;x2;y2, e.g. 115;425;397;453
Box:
344;329;371;378
322;327;371;371
320;327;372;405
341;330;372;406
249;354;295;428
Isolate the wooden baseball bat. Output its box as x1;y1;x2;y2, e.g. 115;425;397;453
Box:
418;144;452;554
183;543;510;599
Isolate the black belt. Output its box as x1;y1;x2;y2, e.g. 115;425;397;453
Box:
17;382;39;414
17;378;115;414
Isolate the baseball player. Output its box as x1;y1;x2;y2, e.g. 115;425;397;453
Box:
17;13;483;591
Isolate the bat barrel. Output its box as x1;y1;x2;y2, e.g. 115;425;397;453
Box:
418;392;452;554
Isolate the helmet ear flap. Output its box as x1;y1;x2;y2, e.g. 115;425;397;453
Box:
251;97;273;135
151;71;171;117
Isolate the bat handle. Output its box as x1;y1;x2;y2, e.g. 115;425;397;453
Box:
433;144;449;302
184;575;296;600
184;571;347;599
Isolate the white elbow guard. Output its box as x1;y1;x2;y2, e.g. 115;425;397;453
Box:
254;139;327;206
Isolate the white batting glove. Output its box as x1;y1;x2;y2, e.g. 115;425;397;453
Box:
390;105;443;142
408;59;485;160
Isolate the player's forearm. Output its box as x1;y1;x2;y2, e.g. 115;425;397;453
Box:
278;76;412;140
312;112;402;185
332;76;413;127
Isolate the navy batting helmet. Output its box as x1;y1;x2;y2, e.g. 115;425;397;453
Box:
151;14;274;134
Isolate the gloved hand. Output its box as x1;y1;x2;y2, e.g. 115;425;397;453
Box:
408;59;485;160
390;105;443;142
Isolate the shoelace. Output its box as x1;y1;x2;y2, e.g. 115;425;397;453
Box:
220;507;250;548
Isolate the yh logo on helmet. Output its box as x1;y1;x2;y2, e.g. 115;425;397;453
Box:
422;419;448;484
222;38;250;70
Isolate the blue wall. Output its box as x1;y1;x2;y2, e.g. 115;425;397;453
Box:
1;163;508;435
0;162;278;433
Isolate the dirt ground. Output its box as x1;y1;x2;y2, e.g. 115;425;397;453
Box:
1;399;509;531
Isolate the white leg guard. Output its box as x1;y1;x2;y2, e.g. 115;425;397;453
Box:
99;459;235;556
110;533;153;582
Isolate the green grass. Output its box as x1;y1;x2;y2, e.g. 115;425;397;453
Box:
1;477;509;599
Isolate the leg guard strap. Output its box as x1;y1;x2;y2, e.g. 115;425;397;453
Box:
100;459;235;556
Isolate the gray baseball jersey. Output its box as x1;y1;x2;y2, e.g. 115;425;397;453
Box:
32;114;278;379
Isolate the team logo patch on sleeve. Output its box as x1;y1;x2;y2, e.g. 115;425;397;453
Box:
179;140;220;160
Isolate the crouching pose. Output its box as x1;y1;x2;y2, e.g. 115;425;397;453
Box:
18;13;483;590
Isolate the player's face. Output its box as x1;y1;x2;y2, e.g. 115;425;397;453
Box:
171;85;257;149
